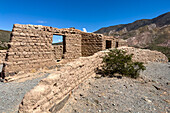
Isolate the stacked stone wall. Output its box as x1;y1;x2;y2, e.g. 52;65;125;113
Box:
19;51;105;113
3;24;128;77
0;50;7;64
102;36;128;50
118;46;168;63
3;24;84;77
63;34;82;59
4;24;56;77
81;33;103;56
52;45;63;60
102;36;116;50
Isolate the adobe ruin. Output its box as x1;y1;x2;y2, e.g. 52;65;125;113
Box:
0;24;127;78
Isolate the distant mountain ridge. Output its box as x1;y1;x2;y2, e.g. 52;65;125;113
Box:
95;12;170;35
95;12;170;60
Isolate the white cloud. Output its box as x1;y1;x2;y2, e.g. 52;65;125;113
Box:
37;20;47;24
58;39;61;42
83;28;87;32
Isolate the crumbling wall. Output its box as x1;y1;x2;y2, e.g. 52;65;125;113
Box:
118;46;168;63
52;45;63;60
0;50;7;64
18;47;168;113
4;24;56;77
81;33;103;56
19;51;104;113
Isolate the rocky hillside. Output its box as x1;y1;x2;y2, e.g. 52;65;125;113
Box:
0;30;11;50
95;12;170;60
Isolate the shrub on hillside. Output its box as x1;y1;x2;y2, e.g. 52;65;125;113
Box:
102;49;146;79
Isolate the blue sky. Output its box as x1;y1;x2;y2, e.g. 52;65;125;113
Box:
0;0;170;33
53;35;62;43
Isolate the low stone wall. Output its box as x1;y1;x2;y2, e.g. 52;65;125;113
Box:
52;45;63;60
19;51;105;113
118;46;168;63
18;47;168;113
0;50;7;64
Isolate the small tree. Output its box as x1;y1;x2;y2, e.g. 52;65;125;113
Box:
102;49;146;78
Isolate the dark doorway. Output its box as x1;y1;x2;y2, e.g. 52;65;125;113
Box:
63;36;66;54
115;42;119;48
106;40;112;49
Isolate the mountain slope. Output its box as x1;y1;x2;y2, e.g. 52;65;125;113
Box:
94;12;170;60
95;12;170;35
0;29;11;49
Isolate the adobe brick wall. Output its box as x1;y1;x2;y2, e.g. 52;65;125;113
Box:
3;24;84;77
102;36;128;50
63;34;82;59
0;50;7;64
19;51;105;113
81;33;103;57
3;24;127;78
4;24;57;77
52;45;63;60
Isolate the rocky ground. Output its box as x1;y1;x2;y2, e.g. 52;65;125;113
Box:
59;62;170;113
0;72;50;113
0;62;169;113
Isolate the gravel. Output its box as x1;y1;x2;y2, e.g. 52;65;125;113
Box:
0;62;169;113
59;62;170;113
0;73;50;113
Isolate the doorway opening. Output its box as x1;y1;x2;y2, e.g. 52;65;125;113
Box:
115;41;119;48
52;35;66;61
52;35;66;54
106;40;112;49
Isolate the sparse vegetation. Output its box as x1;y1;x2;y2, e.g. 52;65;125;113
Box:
102;49;146;78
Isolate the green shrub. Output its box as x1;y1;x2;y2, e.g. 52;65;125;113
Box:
102;49;146;79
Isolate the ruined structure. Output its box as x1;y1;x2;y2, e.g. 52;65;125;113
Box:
0;24;168;113
18;46;168;113
0;24;127;78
